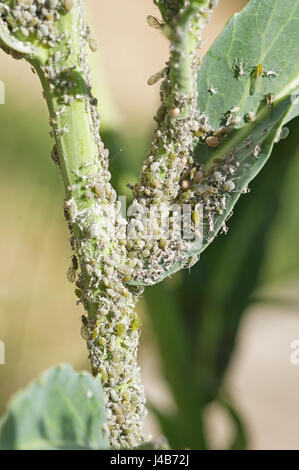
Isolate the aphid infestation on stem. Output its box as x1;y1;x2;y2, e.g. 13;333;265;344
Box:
0;0;297;450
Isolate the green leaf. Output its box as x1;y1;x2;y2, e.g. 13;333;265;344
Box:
0;364;109;450
189;0;299;257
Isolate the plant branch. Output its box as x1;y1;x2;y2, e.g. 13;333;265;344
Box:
0;0;146;449
126;0;217;285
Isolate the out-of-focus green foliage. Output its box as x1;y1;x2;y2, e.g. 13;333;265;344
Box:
144;117;299;449
0;364;108;450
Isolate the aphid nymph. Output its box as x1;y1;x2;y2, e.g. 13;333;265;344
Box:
234;58;246;78
208;86;217;95
264;70;279;78
250;63;263;95
266;93;274;110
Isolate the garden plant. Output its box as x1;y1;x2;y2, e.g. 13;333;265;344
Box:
0;0;298;450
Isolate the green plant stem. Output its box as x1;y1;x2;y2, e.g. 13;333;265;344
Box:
125;1;217;286
0;0;147;449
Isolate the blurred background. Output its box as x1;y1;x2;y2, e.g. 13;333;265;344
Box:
1;0;299;450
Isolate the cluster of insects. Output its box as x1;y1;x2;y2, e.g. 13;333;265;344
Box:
0;0;73;47
133;46;280;285
124;2;225;285
0;0;284;451
0;0;150;450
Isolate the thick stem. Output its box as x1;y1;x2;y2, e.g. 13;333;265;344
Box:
126;1;216;285
0;0;147;448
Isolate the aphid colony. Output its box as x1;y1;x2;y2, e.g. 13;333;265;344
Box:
129;50;279;285
58;10;148;448
124;2;228;285
0;0;281;451
0;0;72;47
0;0;149;450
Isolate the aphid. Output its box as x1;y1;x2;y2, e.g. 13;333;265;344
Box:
49;0;59;9
234;58;246;78
88;38;98;53
147;15;163;30
90;96;98;106
221;222;229;235
223;180;236;192
208;213;214;233
147;69;166;86
226;107;241;126
214;126;234;137
206;136;221;148
181;179;190;191
192;208;201;226
266;93;274;110
214;171;223;182
94;182;105;198
280;127;289;140
169;107;181;118
64;0;73;12
67;255;78;283
50;143;59;165
65;197;78;222
264;70;279;78
253;144;261;158
208;86;217;95
246;111;256;123
155;104;167;123
242;186;250;194
87;223;99;239
187;254;199;269
250;63;263;95
274;126;289;143
80;315;90;340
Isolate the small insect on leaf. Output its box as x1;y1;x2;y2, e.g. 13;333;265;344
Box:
192;208;201;227
250;63;263;95
206;136;221;148
233;58;246;78
187;254;199;269
266;93;274;110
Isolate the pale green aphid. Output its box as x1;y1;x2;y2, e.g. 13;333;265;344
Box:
250;63;263;95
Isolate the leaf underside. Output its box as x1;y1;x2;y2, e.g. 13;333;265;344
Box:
0;364;109;450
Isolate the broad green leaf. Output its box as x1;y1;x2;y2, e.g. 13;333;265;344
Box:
0;364;109;450
132;0;299;286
